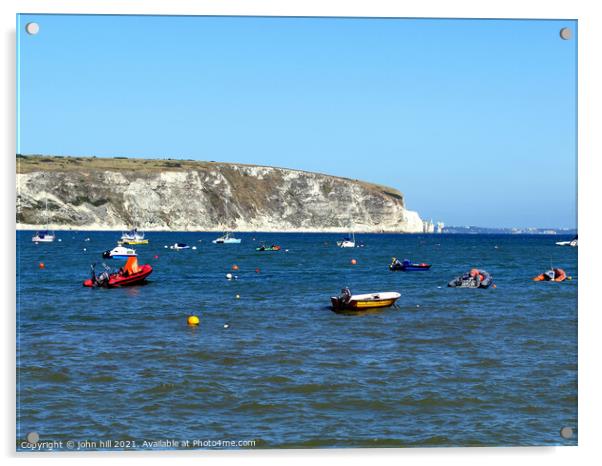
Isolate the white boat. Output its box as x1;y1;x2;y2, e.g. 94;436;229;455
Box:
32;230;56;243
102;246;137;259
169;242;190;250
337;232;356;248
556;236;578;247
32;200;56;243
212;232;242;244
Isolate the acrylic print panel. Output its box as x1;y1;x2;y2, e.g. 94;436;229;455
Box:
16;14;577;451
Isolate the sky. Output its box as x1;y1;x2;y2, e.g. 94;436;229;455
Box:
17;15;577;228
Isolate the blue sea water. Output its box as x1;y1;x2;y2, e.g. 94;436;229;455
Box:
16;232;577;449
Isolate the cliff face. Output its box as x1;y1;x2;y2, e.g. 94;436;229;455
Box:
16;156;426;232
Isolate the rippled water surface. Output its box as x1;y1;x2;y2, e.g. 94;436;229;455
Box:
17;232;577;449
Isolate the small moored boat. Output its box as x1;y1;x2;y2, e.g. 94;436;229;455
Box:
556;235;577;247
389;258;431;271
212;232;242;244
533;268;568;282
337;232;356;248
448;269;493;289
256;244;281;251
120;228;149;245
32;230;56;243
169;242;190;250
102;245;137;259
31;200;56;243
83;257;152;288
331;287;401;312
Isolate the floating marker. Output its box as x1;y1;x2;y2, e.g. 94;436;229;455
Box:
351;259;357;265
232;264;239;271
154;255;159;259
255;268;260;273
236;294;240;299
223;324;230;329
38;262;45;269
187;315;200;326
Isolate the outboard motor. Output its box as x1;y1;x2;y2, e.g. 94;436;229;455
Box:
340;287;352;304
544;270;556;281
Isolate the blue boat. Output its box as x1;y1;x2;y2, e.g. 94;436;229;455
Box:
389;258;431;271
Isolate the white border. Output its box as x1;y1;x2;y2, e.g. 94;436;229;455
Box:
3;1;601;465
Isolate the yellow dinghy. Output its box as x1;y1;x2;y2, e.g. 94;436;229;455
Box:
119;228;149;245
331;288;401;312
119;239;149;245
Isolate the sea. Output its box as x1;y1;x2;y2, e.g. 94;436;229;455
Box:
16;231;578;449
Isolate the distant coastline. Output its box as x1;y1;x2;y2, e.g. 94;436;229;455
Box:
16;226;577;235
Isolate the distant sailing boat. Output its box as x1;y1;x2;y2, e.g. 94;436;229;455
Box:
337;232;356;248
32;199;56;243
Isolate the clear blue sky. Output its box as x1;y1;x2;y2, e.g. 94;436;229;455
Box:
17;15;577;228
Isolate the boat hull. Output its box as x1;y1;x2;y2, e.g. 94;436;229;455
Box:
120;239;149;245
331;292;400;312
83;264;153;288
390;264;431;271
32;237;55;243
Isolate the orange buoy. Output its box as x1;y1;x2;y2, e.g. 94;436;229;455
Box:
492;284;497;289
38;262;45;269
255;268;260;273
351;259;357;265
232;264;239;271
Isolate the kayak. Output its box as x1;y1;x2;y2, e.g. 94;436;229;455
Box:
83;264;153;288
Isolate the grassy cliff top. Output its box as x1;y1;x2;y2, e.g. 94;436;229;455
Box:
16;154;404;200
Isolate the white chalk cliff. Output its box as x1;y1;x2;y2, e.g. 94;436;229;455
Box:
16;155;427;232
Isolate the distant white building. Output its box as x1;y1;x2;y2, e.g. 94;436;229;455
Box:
423;219;435;233
437;222;444;233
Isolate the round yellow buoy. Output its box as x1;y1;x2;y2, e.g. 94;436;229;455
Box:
38;262;45;269
232;264;239;271
351;259;357;265
187;315;200;326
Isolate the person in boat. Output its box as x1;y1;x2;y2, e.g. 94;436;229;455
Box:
448;268;492;288
90;264;110;287
533;268;567;282
391;257;402;268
